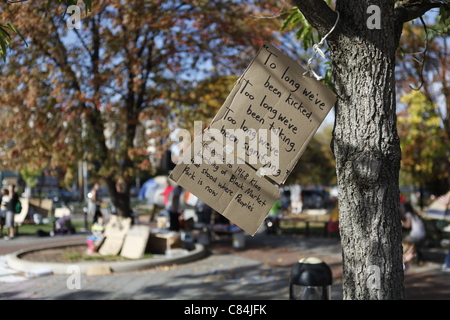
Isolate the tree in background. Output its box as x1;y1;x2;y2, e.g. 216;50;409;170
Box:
397;91;446;206
169;75;239;132
287;124;337;186
0;1;290;217
396;18;450;197
19;166;43;198
0;0;92;60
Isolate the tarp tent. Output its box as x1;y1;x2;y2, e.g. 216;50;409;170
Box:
139;178;159;204
423;191;450;221
138;176;177;207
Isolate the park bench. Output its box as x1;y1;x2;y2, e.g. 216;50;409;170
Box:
13;197;30;235
280;212;333;237
422;218;447;248
14;198;54;235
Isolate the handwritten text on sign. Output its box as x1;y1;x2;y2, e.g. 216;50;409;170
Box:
170;147;281;235
210;43;336;184
170;43;336;235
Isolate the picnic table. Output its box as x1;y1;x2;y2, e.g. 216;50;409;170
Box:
280;212;332;237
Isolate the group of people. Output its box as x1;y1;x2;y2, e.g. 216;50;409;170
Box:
88;183;104;226
289;184;303;214
163;184;222;232
400;199;450;273
401;201;426;270
90;178;450;271
0;184;20;240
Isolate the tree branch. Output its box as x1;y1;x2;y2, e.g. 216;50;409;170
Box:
395;0;443;24
292;0;338;39
394;0;445;46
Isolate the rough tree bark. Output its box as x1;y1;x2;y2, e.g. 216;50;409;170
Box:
293;0;442;299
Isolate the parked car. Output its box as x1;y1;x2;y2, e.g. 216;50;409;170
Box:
130;186;140;198
46;190;79;204
318;189;334;208
61;190;80;203
280;187;291;208
301;189;333;209
87;186;139;199
330;186;338;200
301;190;324;209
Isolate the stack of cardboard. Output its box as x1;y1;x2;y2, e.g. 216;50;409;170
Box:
146;231;181;255
98;215;132;256
95;215;182;259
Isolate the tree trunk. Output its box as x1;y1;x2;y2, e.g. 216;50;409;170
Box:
105;177;133;219
329;2;404;300
294;0;406;299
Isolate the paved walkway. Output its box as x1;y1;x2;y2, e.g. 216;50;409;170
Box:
0;232;449;300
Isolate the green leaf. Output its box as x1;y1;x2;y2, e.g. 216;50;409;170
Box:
5;23;28;47
0;25;12;40
0;23;29;61
281;8;301;31
281;6;320;50
0;25;11;61
439;3;450;24
0;42;7;61
83;0;93;14
46;0;56;13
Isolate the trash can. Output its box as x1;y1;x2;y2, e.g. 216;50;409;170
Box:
181;231;195;250
197;227;210;246
232;232;246;249
289;257;333;300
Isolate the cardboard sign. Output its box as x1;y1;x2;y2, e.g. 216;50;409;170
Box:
147;232;182;254
98;236;125;256
170;155;281;236
120;225;151;259
170;43;336;235
209;43;336;184
99;216;132;256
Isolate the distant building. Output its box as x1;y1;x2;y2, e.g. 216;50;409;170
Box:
0;169;60;198
0;170;19;188
34;171;60;196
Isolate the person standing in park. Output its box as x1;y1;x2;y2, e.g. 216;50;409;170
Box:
88;183;103;225
401;202;426;265
3;185;20;240
0;188;10;237
167;184;182;231
290;184;303;214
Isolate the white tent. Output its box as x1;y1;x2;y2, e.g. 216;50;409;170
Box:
423;191;450;221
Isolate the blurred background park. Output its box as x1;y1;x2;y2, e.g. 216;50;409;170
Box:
0;1;448;231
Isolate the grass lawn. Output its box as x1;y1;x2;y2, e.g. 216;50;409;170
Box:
15;220;90;236
280;221;334;237
14;198;153;237
278;213;341;238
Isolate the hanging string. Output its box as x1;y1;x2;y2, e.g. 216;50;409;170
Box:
303;11;340;81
